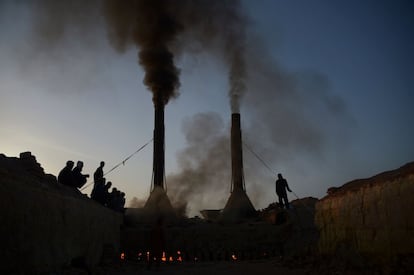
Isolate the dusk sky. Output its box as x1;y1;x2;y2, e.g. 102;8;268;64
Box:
1;0;413;216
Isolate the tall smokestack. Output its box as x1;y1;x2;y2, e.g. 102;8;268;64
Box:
144;96;176;223
220;113;256;222
231;113;244;191
153;96;165;189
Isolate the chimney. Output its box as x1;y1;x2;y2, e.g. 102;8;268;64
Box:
231;113;245;191
153;96;165;189
220;113;256;222
143;96;176;223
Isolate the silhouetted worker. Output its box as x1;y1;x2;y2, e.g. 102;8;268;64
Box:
107;187;119;210
275;173;292;209
103;181;112;206
58;160;74;186
91;161;105;200
93;161;105;185
91;177;106;204
119;192;126;213
72;161;89;188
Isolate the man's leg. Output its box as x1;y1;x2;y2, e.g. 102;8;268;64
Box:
278;195;284;208
283;196;290;209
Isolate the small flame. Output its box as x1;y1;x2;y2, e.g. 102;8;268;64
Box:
177;250;182;262
120;252;125;260
231;254;237;260
161;251;167;262
169;256;174;262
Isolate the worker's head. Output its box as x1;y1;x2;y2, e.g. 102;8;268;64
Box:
100;161;105;167
76;161;83;169
66;160;74;168
277;173;283;179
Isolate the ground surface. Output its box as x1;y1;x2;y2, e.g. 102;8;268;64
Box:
60;258;381;275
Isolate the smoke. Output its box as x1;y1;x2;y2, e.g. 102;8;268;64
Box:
167;38;354;216
167;113;231;213
104;0;181;106
103;0;247;109
7;0;247;108
128;196;146;208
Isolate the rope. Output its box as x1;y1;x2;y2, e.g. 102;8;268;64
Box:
243;142;278;177
242;141;314;214
80;138;153;191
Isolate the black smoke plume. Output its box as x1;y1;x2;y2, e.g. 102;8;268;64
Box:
103;0;247;109
104;0;181;106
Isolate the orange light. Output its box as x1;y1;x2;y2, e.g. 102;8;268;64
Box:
231;254;237;260
169;256;174;262
161;251;167;262
177;250;182;262
120;252;125;260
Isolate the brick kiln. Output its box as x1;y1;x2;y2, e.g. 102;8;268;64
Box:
120;111;312;264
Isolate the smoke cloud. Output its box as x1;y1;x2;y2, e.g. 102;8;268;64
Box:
166;38;354;216
103;0;247;109
167;113;231;214
104;0;181;106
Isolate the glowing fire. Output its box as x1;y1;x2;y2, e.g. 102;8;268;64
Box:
231;254;237;260
177;250;183;262
120;252;125;260
161;251;167;262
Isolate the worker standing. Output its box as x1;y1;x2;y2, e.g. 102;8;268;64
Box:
275;173;292;209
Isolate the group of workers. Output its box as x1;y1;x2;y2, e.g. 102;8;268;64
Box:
57;160;90;189
90;161;126;212
57;160;125;213
58;159;293;212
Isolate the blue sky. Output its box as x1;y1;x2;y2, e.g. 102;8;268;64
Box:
1;1;413;216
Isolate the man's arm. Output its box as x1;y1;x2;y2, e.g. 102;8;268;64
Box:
285;180;292;192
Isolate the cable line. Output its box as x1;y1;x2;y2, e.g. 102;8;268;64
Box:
243;142;278;177
243;141;305;202
243;141;315;214
80;138;153;191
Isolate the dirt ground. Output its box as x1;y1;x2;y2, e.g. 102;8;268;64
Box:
70;258;379;275
93;260;310;275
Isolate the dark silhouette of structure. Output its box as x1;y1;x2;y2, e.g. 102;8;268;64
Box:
153;96;165;189
57;160;74;186
148;216;166;269
275;173;292;209
143;96;176;222
220;113;256;222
